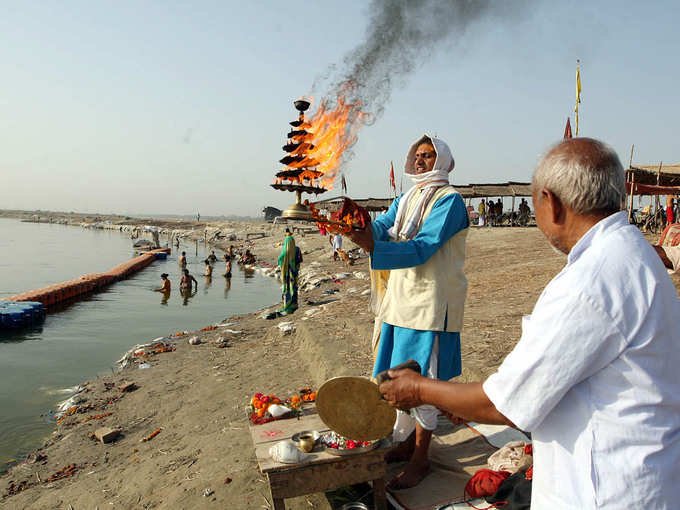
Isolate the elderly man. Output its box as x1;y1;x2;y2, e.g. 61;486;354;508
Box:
380;138;680;508
348;134;468;490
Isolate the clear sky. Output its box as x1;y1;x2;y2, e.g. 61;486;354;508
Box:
1;1;678;217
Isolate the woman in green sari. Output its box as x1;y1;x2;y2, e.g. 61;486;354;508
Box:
278;230;300;314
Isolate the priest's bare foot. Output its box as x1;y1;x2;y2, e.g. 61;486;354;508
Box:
384;432;415;463
384;443;413;463
386;460;431;490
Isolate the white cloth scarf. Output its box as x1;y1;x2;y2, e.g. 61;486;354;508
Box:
388;167;450;240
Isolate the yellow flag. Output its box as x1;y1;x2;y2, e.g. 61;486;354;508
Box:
575;62;581;135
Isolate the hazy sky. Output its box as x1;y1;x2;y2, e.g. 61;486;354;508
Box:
2;1;678;217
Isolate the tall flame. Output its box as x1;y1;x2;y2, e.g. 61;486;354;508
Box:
305;92;368;189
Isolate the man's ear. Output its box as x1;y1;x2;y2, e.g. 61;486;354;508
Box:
543;189;565;224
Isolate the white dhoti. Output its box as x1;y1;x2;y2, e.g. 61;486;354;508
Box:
392;336;440;442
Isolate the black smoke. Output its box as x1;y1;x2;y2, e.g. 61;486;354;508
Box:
313;0;529;121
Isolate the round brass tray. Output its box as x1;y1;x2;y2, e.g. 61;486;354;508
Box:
316;376;396;441
323;439;382;457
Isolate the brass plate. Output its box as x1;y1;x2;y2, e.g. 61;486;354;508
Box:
315;376;396;441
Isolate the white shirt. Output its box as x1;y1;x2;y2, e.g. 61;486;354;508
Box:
483;211;680;509
333;234;343;250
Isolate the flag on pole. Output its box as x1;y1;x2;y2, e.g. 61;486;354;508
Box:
564;117;573;139
574;61;582;136
389;161;396;196
341;174;347;194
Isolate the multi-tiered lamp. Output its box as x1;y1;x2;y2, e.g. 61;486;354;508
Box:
271;99;327;220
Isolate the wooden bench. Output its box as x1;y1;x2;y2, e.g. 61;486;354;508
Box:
246;232;267;240
249;405;387;510
292;226;317;235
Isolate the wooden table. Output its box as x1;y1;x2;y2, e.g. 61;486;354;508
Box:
249;405;387;510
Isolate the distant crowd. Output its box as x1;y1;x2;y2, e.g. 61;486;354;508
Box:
473;197;531;227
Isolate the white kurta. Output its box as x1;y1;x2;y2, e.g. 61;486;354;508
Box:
484;211;680;509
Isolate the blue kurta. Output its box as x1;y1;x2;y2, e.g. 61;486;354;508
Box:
371;192;468;381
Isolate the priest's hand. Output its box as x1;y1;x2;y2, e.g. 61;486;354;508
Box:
347;227;374;253
379;368;424;411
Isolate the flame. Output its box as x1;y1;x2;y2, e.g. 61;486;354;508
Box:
279;86;368;191
286;157;320;169
305;92;368;189
290;142;314;156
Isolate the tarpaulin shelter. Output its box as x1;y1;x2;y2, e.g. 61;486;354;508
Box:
313;182;533;219
626;164;680;222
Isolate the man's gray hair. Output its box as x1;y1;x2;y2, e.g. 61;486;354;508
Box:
533;138;625;215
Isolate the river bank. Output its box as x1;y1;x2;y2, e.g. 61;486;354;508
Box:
1;214;676;509
0;209;266;246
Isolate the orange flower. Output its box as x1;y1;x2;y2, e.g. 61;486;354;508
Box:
256;408;265;418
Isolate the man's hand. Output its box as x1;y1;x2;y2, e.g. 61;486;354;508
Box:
440;410;466;425
347;227;374;253
378;368;424;411
653;245;674;270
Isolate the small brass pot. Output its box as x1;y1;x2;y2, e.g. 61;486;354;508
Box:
298;433;315;453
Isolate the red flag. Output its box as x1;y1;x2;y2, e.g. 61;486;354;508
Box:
564;117;573;139
389;161;396;195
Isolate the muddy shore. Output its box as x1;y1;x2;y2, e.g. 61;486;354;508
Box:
1;211;675;509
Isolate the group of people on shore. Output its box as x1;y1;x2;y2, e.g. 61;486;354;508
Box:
476;197;531;226
343;134;679;508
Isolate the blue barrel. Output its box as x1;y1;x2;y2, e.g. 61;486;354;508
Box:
0;301;45;329
7;304;31;323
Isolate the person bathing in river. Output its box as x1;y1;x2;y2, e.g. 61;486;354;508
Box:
204;259;213;277
178;251;187;269
223;257;232;278
154;273;171;292
208;250;218;263
228;245;234;259
180;268;198;292
347;134;469;490
239;249;256;265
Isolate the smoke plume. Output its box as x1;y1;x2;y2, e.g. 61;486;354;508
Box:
310;0;529;185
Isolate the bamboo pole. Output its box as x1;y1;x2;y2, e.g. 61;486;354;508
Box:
654;162;662;233
629;144;635;169
511;195;516;226
628;171;635;224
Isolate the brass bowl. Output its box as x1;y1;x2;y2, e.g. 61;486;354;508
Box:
292;430;320;453
298;433;315;453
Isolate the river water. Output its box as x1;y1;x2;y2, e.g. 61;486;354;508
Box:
0;218;280;471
